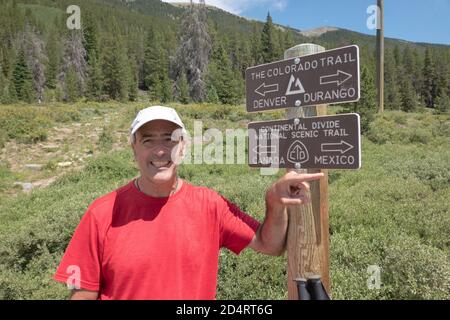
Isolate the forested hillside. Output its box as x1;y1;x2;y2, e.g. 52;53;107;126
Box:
1;0;449;114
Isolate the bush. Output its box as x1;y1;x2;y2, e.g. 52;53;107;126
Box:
0;104;85;146
331;227;450;300
85;150;136;179
0;128;6;148
366;111;449;145
0;106;51;143
98;126;114;152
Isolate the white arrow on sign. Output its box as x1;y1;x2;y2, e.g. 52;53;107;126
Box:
253;145;277;157
320;70;352;86
255;83;279;97
321;140;354;154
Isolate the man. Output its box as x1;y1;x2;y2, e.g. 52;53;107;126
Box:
53;106;323;300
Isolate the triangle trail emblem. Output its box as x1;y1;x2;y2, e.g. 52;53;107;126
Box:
286;75;305;95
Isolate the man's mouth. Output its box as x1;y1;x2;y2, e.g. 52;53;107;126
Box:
150;160;172;169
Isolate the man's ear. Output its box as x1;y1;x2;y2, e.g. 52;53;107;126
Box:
131;141;137;159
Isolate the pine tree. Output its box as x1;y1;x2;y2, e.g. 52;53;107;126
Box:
64;65;80;102
250;24;262;64
422;47;438;108
384;48;401;110
345;65;376;133
260;12;277;63
435;59;449;106
239;39;253;77
411;48;423;94
209;44;240;105
12;49;34;102
160;73;173;103
86;50;102;101
435;91;450;114
21;76;34;103
435;57;450;113
128;57;138;102
101;32;130;101
45;32;60;89
82;14;98;63
143;28;164;100
147;75;162;102
0;64;8;103
399;70;417;112
206;83;219;104
178;71;189;104
402;46;422;101
283;28;295;51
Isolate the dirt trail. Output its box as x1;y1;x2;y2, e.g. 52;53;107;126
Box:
0;107;130;196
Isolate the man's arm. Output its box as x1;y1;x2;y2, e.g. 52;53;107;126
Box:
70;289;99;300
248;171;324;256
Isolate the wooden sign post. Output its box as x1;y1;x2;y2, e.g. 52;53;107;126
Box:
284;44;330;299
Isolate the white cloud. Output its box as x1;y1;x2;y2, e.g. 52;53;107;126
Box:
162;0;287;15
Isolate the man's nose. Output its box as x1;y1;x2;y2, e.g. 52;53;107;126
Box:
152;145;168;157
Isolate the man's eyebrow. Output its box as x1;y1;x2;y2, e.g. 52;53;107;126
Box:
140;133;173;139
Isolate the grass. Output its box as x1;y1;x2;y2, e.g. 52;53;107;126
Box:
0;103;449;300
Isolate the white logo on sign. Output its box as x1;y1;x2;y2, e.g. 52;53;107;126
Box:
287;141;309;164
286;75;305;96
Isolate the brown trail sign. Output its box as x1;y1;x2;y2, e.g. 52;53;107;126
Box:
246;45;360;112
248;114;361;170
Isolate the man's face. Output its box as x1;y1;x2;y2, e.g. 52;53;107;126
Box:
132;120;184;184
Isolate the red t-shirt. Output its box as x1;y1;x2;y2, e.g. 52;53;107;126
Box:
53;180;260;300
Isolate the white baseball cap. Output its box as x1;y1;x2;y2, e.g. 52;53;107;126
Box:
130;106;186;139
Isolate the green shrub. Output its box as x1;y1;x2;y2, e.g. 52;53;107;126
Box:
85;150;136;179
0;162;15;193
98;126;114;152
366;111;449;145
0;106;50;143
0;128;6;148
331;226;450;300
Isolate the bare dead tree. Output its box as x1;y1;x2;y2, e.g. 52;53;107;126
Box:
59;30;88;99
21;25;47;101
171;0;211;102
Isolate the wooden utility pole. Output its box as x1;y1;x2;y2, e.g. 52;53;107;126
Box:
376;0;384;113
284;44;330;299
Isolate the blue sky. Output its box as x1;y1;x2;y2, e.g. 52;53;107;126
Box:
163;0;450;45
